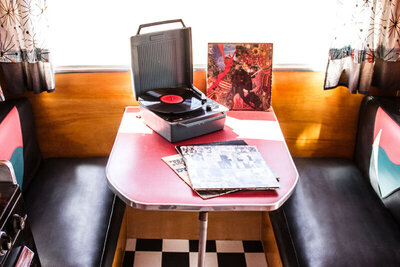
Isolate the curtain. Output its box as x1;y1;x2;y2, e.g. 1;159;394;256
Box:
324;0;400;94
0;0;54;100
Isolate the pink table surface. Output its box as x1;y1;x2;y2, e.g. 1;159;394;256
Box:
106;107;298;211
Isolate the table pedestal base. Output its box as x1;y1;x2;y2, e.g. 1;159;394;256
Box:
198;211;208;267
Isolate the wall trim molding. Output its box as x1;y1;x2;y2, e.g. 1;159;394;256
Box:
55;64;323;74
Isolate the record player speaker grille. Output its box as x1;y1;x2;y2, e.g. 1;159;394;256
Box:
137;40;178;90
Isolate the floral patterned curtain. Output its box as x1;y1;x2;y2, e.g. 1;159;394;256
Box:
0;0;54;100
324;0;400;94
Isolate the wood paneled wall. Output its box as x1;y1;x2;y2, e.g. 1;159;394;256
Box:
17;72;134;158
126;209;262;241
112;210;127;267
272;72;364;158
10;70;363;159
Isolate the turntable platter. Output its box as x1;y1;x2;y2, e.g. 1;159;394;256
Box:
139;88;203;114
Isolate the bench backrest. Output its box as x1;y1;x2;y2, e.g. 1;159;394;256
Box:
0;98;42;192
355;96;400;223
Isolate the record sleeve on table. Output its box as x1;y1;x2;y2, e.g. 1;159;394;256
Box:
162;154;238;199
163;140;248;199
179;145;280;191
175;139;248;156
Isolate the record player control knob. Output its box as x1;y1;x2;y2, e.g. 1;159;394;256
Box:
206;104;212;111
0;231;12;255
12;214;26;231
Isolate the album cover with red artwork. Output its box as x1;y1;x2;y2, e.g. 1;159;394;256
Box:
207;43;273;111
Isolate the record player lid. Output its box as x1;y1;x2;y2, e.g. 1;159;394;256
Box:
130;19;194;100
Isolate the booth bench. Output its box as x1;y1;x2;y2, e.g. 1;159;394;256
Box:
270;96;400;267
0;98;125;267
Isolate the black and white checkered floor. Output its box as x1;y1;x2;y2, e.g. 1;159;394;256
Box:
123;239;268;267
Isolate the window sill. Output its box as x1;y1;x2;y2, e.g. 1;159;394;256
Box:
54;64;323;74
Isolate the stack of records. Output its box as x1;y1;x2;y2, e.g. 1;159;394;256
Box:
162;140;279;199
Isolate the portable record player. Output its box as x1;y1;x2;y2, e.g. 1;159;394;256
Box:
130;19;227;142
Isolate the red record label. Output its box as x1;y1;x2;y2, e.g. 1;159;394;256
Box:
160;94;184;104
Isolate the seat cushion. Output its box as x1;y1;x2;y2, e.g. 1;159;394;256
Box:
270;158;400;267
23;157;125;267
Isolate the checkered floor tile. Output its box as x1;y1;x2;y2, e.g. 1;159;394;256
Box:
123;239;268;267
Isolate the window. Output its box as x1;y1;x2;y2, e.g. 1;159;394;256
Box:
48;0;336;71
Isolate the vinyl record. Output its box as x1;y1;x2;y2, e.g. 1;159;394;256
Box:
139;88;203;114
